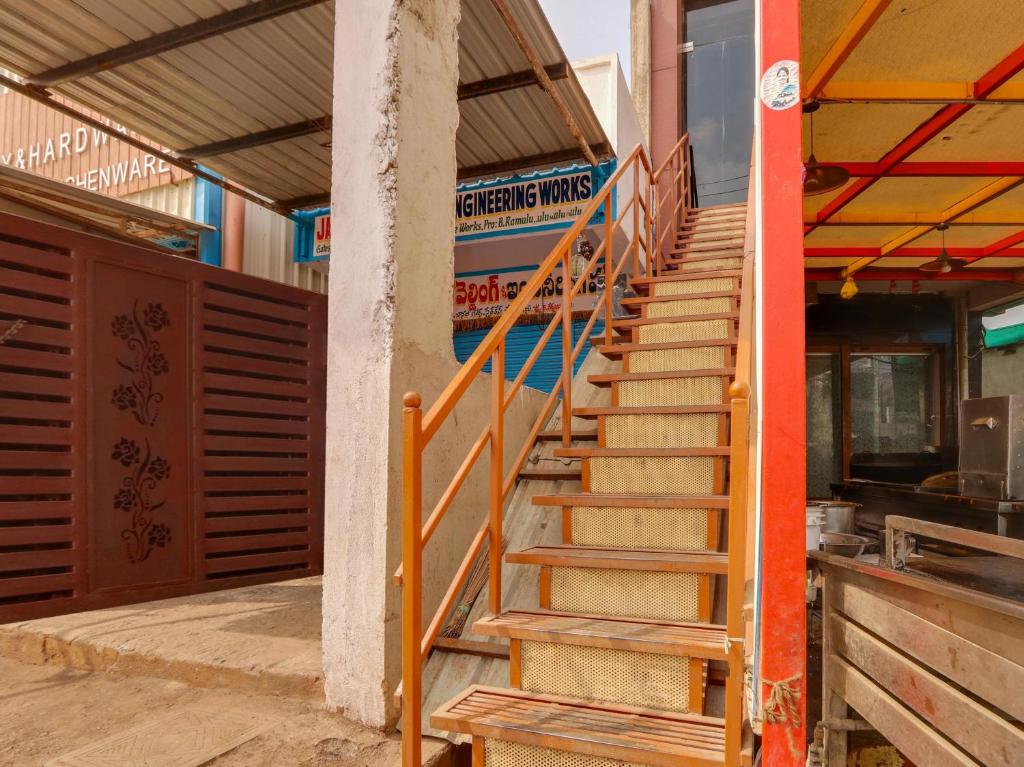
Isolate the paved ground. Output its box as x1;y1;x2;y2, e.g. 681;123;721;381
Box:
0;658;455;767
0;578;323;700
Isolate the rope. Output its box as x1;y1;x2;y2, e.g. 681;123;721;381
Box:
0;319;25;346
763;673;804;761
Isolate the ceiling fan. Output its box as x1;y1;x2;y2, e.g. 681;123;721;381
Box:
803;101;850;196
919;223;968;273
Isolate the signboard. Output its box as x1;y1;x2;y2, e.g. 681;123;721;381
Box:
313;214;331;259
455;161;615;242
453;263;604;326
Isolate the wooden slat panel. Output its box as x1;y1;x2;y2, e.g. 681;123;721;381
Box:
203;414;310;436
202;476;312;492
0;293;71;324
0;450;73;469
201;285;311;325
205;512;311;534
0;321;73;348
0;371;73;398
0;477;73;494
204;531;311;554
0;265;73;298
0;398;74;420
826;656;981;767
0;425;73;445
830;614;1021;766
203;494;309;513
0;548;76;572
202;308;311;344
204;548;312;575
1;524;76;546
203;434;310;453
832;578;1024;723
0;572;75;599
0;346;73;373
203;455;311;472
201;372;310;400
0;241;73;274
202;328;311;361
201;350;309;382
0;500;74;521
202;393;311;417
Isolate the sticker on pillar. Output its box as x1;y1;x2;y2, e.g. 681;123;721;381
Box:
760;60;800;111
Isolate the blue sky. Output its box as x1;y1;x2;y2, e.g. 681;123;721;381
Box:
539;0;631;85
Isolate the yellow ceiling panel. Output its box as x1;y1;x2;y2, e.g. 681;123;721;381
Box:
800;0;866;81
969;185;1024;222
805;224;914;248
967;257;1024;268
804;180;856;217
871;257;933;268
911;105;1024;162
804;103;939;163
803;257;857;268
839;176;999;217
832;0;1024;84
911;225;1022;249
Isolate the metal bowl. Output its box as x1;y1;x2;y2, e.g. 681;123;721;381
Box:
820;532;872;558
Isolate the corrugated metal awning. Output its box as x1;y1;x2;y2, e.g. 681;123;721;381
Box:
0;0;610;212
0;163;211;254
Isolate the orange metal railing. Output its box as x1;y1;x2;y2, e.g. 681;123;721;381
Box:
396;136;693;765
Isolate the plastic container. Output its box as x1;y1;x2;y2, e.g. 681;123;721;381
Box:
806;506;825;551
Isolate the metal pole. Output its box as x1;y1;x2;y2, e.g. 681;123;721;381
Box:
400;392;423;767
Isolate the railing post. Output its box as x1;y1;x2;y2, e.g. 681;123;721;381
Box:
677;143;686;231
560;248;573;448
725;380;750;767
604;193;614;347
632;161;640;279
644;169;652;277
401;392;423;767
488;343;504;615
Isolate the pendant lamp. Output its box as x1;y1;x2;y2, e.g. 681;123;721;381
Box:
803;101;850;196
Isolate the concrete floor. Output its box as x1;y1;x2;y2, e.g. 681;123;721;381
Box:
0;577;458;766
0;577;324;700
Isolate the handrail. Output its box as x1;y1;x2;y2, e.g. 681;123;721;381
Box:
723;146;758;766
399;137;691;766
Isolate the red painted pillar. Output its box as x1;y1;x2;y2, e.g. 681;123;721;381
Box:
757;0;806;764
649;0;681;163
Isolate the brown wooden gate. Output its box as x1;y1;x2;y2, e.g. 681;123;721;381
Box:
0;212;326;622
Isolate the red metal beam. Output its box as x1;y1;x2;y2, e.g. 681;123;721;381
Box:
836;161;1024;177
759;0;806;762
807;43;1024;232
805;268;1021;282
806;246;1024;258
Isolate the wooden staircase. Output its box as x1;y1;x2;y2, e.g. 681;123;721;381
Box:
428;202;752;766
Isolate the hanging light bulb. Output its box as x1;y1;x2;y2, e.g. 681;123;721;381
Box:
803;101;850;196
840;274;859;300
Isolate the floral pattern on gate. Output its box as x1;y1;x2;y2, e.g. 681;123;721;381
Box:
112;437;172;563
110;301;170;426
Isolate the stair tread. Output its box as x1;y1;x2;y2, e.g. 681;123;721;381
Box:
630;270;743;292
536;430;598;442
573;405;732;419
620;290;740;306
519;467;581;481
431;685;726;767
589;368;734;385
507;545;730;573
668;250;744;261
596;339;736;357
611;311;738;329
533;492;729;508
554;446;730;459
475;610;728;659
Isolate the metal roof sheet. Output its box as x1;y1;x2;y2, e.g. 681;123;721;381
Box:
0;0;610;210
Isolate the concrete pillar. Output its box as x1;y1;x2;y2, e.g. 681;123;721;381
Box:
322;0;461;728
630;0;652;145
650;0;682;163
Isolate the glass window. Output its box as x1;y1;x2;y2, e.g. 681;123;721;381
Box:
806;353;842;498
850;354;934;455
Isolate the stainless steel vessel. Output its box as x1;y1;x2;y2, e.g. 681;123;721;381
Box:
960;396;1024;500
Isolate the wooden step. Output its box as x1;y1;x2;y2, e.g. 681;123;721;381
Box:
611;312;738;330
533;492;730;508
620;290;739;308
475;610;728;660
670;244;744;258
554;447;730;459
519;467;581;481
677;220;745;232
596;339;736;358
507;545;730;574
431;686;726;767
572;404;731;419
589;368;734;386
668;249;744;262
536;430;598;442
630;271;743;294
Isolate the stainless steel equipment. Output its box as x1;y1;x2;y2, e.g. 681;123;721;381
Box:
960;396;1024;500
814;500;860;534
